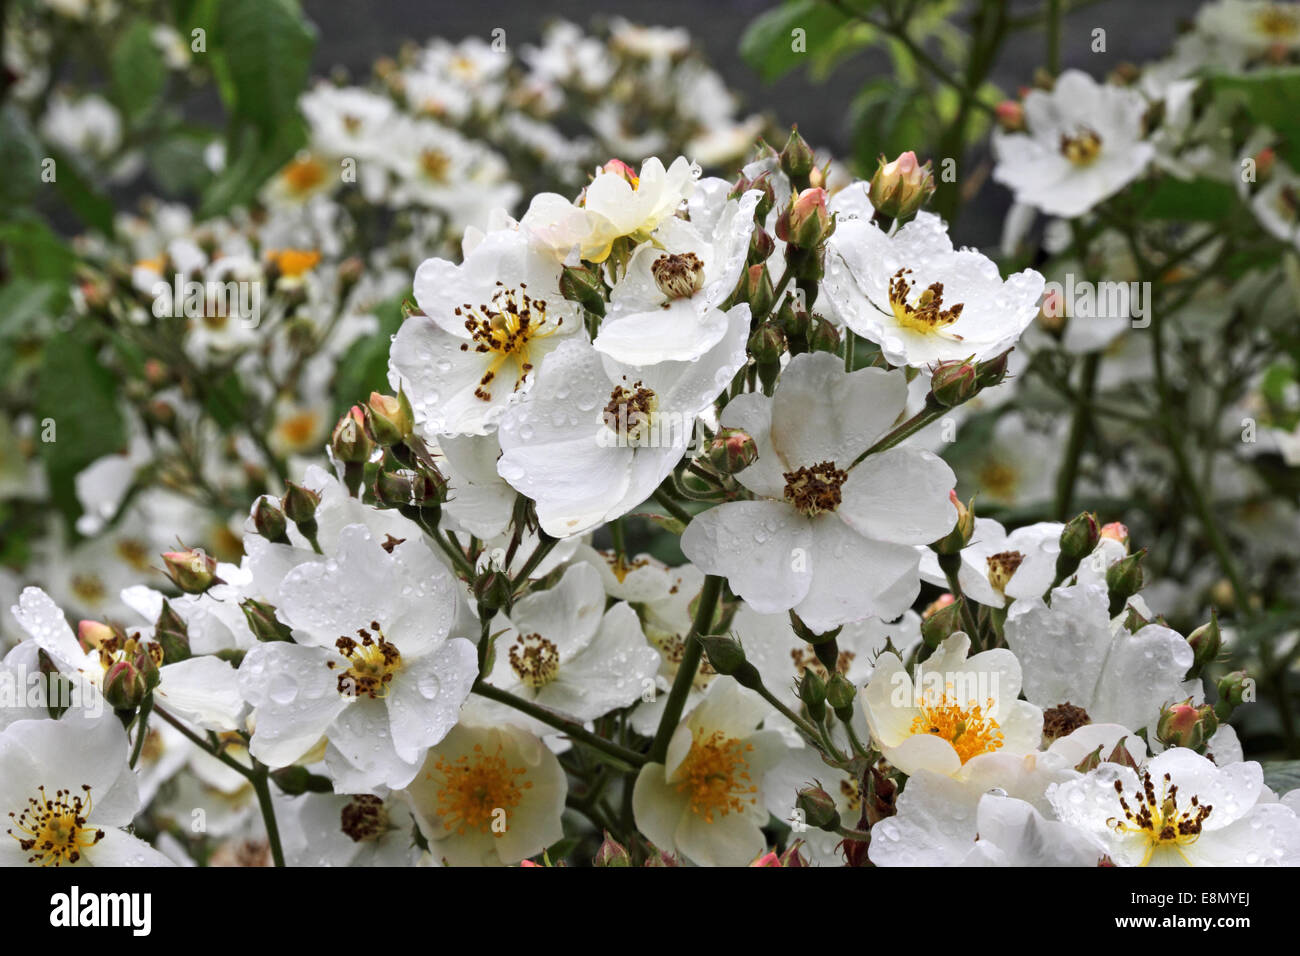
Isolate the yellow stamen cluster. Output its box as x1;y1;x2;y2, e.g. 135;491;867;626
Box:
281;156;327;196
783;461;847;517
267;248;322;279
420;148;452;181
433;744;530;836
909;688;1004;763
7;785;104;866
328;621;402;699
888;268;964;335
454;281;563;401
508;633;561;689
978;460;1019;501
1109;770;1213;865
789;646;856;681
1256;6;1300;38
647;629;716;691
1060;128;1103;166
675;730;757;823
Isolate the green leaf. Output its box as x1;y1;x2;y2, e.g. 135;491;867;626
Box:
0;107;45;207
111;20;168;121
0;216;77;312
740;0;852;83
212;0;316;136
35;328;128;529
47;147;116;235
1210;67;1300;158
199;116;307;218
1137;177;1238;222
1261;760;1300;796
0;280;60;342
332;296;407;414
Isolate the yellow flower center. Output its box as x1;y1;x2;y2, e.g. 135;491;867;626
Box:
327;622;402;699
978;460;1019;501
420;148;451;182
674;729;757;824
455;284;565;402
1256;7;1300;38
8;785;104;866
647;628;715;691
281;156;328;196
268;248;322;279
1060;128;1103;166
274;408;324;453
985;550;1025;596
433;744;531;836
888;268;965;335
909;689;1004;764
1109;770;1213;866
115;538;152;572
70;573;107;606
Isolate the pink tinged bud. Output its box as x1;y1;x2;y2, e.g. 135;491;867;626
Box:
995;100;1026;132
1156;700;1216;751
749;851;782;867
787;187;832;248
928;358;980;408
1100;521;1130;547
705;428;758;475
600;158;639;186
161;549;219;594
593;832;631;867
365;391;413;446
332;405;374;463
868;151;936;222
103;659;148;710
78;620;116;651
1256;147;1276;179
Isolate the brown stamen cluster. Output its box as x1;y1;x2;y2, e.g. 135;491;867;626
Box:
1110;770;1212;846
454;281;561;401
652;252;705;300
340;794;390;843
602;381;657;442
1043;702;1092;740
986;550;1026;595
508;633;561;689
783;461;848;517
328;621;402;698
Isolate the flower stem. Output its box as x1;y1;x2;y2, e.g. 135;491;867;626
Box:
128;693;154;769
471;680;646;766
648;573;723;764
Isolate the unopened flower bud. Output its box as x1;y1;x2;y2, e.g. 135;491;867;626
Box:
921;595;965;650
78;619;116;652
795;785;841;831
103;660;148;711
1185;611;1221;680
798;667;827;723
557;264;606;317
779;842;809;867
1256;147;1276;180
270;765;334;795
1106;549;1145;616
600;157;638;184
331;405;374;463
748;320;785;364
744;263;774;316
750;172;776;221
701;634;762;689
594;832;631;867
473;567;513;613
779;127;815;181
1100;521;1130;549
868;151;936;223
154;600;192;664
162;549;219;594
995;100;1025;132
975;350;1011;388
807;314;840;354
252;496;290;544
705;428;758;475
1060;512;1101;561
1216;671;1253;718
241;598;295;643
929;359;979;407
786;187;832;249
930;492;974;556
365;391;414;446
748;226;775;265
825;671;856;722
281;482;321;525
1156;700;1217;751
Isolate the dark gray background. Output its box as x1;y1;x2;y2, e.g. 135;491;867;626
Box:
301;0;1200;244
